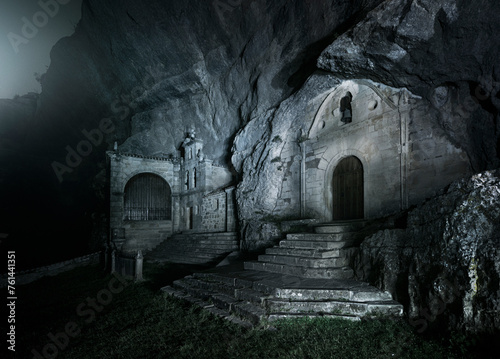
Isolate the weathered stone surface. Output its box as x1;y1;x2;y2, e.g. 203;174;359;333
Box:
34;0;384;162
2;0;391;264
354;170;500;333
234;0;500;251
163;266;402;326
317;0;500;170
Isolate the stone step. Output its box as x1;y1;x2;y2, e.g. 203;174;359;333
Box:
267;313;361;322
153;249;230;258
265;247;358;259
174;232;238;238
286;233;359;242
266;299;403;317
244;261;354;279
173;277;214;300
158;241;239;248
210;293;239;312
163;269;404;326
166;239;239;245
313;221;368;234
195;279;237;297
232;302;267;326
155;250;239;259
152;255;224;265
279;239;358;250
234;287;270;305
194;272;255;289
258;254;349;268
266;247;341;258
169;238;238;244
274;286;393;302
161;286;254;329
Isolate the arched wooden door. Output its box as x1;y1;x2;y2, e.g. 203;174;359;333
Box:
332;156;364;220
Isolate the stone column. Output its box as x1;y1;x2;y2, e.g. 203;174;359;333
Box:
111;249;116;273
104;244;109;271
299;142;307;218
135;250;143;281
224;187;236;232
399;91;411;211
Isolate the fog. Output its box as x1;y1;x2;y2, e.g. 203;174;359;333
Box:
0;0;82;99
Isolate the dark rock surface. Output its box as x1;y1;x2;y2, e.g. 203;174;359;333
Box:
234;0;500;249
0;1;499;333
34;0;383;163
355;170;500;333
1;0;383;267
317;0;500;170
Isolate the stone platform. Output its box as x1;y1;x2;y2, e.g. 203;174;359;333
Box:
146;232;239;265
161;220;403;327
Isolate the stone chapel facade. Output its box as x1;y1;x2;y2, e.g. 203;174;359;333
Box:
272;79;471;222
108;129;236;253
108;80;472;254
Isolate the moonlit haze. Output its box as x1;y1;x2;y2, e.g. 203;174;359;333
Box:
0;0;82;99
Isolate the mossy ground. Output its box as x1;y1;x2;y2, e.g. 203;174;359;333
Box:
8;262;496;359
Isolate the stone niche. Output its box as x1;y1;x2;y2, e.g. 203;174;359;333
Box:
277;79;471;222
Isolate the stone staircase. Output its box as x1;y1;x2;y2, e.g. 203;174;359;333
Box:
146;232;239;265
244;220;372;279
161;220;403;326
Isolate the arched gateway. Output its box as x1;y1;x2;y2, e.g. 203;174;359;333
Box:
124;173;172;221
332;156;364;220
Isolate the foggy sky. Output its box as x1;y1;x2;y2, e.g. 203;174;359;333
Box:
0;0;82;99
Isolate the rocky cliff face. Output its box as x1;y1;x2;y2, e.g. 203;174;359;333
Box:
317;0;500;171
34;0;383;163
3;0;383;266
2;1;499;325
234;0;500;250
355;170;500;333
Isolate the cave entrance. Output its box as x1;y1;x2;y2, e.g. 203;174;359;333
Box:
332;156;364;220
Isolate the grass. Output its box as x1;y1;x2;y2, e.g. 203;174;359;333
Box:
7;262;496;359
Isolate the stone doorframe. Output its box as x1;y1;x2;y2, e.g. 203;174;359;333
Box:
321;149;370;222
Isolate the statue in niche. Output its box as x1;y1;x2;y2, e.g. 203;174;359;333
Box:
197;148;204;162
188;126;196;139
182;125;197;147
340;91;353;124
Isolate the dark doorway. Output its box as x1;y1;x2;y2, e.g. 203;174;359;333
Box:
332;156;364;220
187;207;194;230
124;173;172;221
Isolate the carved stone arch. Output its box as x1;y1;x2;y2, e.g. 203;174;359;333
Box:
123;172;172;221
308;80;399;139
122;170;170;193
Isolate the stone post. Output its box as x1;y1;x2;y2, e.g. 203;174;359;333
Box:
299;141;307;218
104;244;109;271
135;250;143;281
111;249;116;273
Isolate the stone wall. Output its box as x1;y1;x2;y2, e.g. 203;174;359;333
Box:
269;79;470;223
201;190;227;232
108;152;179;252
354;170;500;333
199;186;237;233
0;252;101;288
